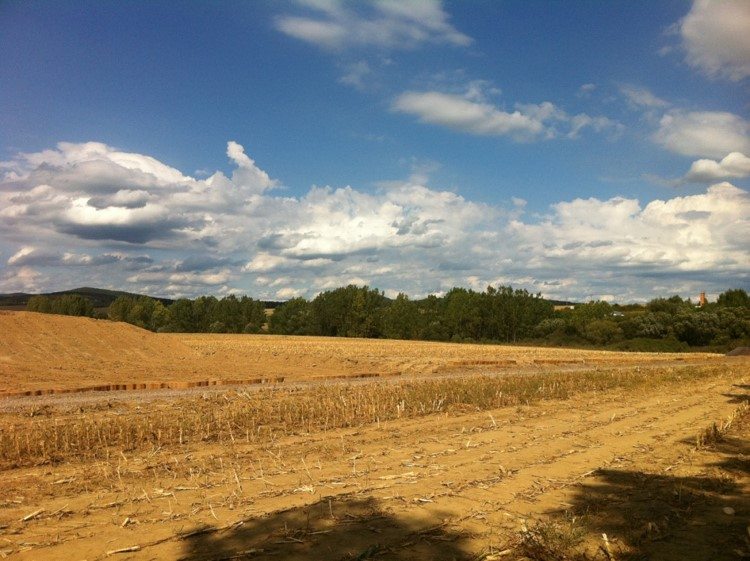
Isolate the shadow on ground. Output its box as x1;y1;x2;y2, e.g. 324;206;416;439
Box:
722;383;750;404
179;496;474;561
544;412;750;560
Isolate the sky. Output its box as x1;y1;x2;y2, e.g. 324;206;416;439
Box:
1;0;749;303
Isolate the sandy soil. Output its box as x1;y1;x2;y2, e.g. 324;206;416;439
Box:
0;364;747;560
0;312;723;396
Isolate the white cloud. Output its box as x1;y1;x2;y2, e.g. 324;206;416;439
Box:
1;141;748;301
393;90;622;141
276;287;304;299
0;140;276;247
242;253;296;273
683;152;750;183
276;0;471;51
619;84;670;109
394;91;544;140
7;247;57;267
510;182;750;283
653;110;750;158
126;269;233;287
0;266;43;294
577;83;597;98
679;0;750;81
338;60;372;90
226;141;277;194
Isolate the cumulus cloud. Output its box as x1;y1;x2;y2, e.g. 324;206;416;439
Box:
679;0;750;81
275;0;471;51
653;110;750;158
0;140;276;247
512;183;749;271
1;141;748;301
393;90;622;141
683;152;750;183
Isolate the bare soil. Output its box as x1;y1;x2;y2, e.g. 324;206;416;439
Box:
0;311;722;396
0;312;747;560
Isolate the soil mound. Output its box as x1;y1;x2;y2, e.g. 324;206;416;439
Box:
0;311;198;394
726;346;750;356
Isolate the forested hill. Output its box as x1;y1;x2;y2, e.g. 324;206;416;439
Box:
0;287;173;309
0;287;285;310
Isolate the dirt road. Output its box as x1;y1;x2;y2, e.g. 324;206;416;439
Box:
1;362;747;560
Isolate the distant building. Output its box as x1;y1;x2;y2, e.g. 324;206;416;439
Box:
698;292;707;307
553;305;575;311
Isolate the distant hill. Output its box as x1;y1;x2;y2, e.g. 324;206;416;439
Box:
0;286;284;310
0;287;174;309
0;285;569;311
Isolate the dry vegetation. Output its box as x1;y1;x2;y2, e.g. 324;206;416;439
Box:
0;364;730;469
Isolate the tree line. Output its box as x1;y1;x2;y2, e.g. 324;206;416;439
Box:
535;290;750;351
24;286;750;350
269;285;553;342
28;294;266;333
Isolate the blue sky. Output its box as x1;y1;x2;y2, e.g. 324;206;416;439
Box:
1;0;748;302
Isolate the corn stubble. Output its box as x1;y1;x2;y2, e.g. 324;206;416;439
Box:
0;365;728;468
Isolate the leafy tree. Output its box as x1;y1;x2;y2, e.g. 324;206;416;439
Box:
28;294;94;317
310;285;386;338
672;311;720;346
647;295;690;315
27;295;52;313
717;289;750;308
583;319;622;345
535;318;567;338
382;293;418;340
168;299;197;332
443;288;484;341
269;298;313;335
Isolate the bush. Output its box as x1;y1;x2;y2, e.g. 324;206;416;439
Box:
608;337;689;353
583;319;622;345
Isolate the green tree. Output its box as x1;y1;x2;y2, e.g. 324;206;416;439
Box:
269;298;313;335
717;289;750;308
382;293;418;340
26;295;52;313
672;311;720;346
583;319;622;345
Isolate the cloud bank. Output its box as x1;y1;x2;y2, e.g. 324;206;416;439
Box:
1;141;748;302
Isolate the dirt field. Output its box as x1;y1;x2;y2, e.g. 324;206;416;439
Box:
0;312;723;396
0;312;748;560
